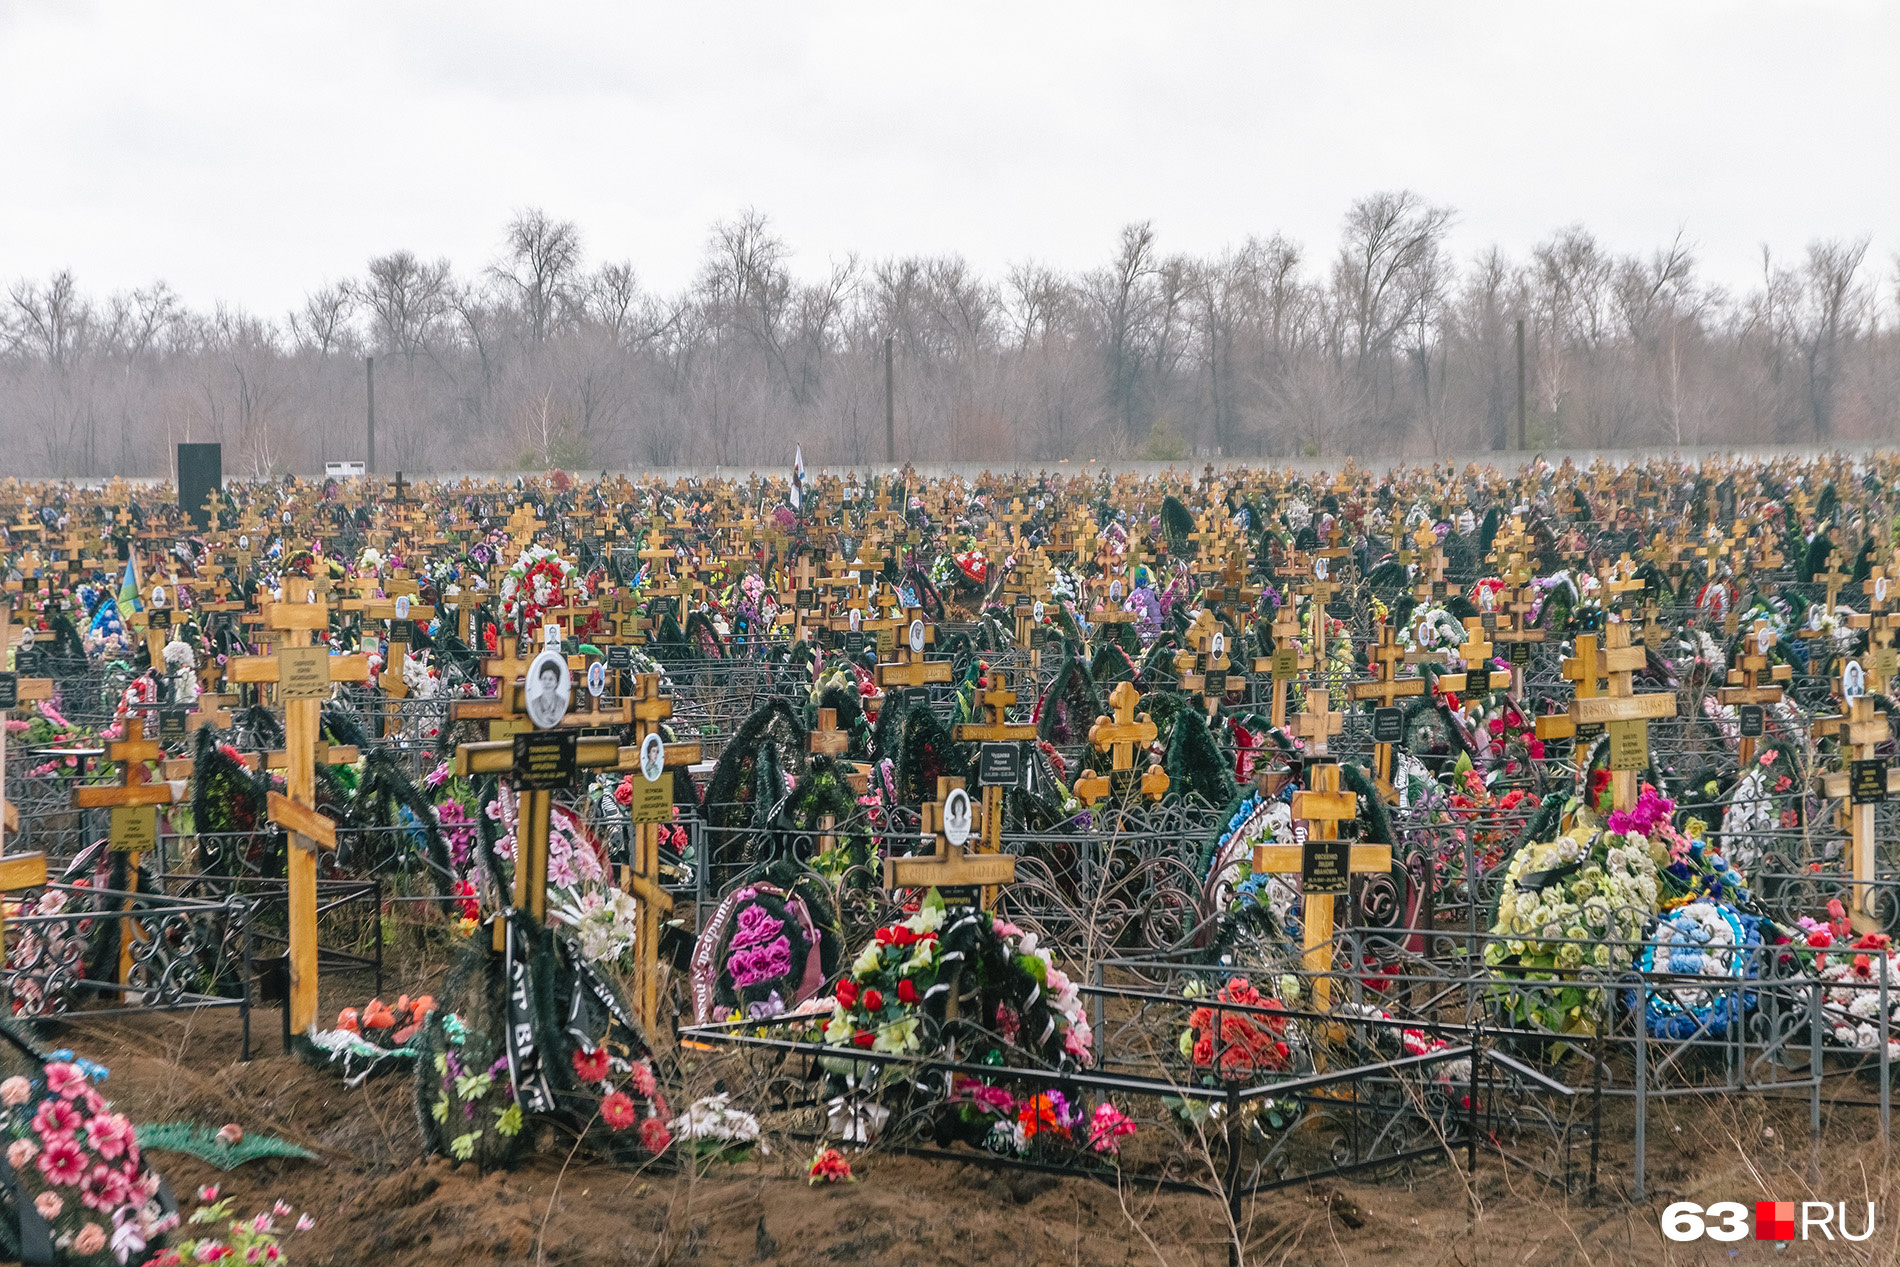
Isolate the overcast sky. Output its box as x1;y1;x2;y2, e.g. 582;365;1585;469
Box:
2;1;1894;315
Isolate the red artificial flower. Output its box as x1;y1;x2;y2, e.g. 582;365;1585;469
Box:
852;1031;876;1048
860;988;884;1013
808;1147;854;1185
639;1116;672;1154
896;979;918;1005
600;1091;637;1130
572;1046;610;1083
834;981;858;1009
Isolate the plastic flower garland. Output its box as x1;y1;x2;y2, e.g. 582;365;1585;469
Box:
1817;936;1900;1057
690;879;838;1025
0;1058;175;1266
1203;789;1299;927
498;544;577;635
1485;801;1662;1034
1179;977;1297;1074
821;890;1093;1067
1635;902;1761;1039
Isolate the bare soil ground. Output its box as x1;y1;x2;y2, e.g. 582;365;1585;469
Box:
30;1001;1900;1267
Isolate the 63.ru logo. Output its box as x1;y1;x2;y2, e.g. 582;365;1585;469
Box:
1662;1201;1875;1242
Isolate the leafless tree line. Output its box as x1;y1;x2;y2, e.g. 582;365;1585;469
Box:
2;195;1895;478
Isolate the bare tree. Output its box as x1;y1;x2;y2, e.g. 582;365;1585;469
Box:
1799;237;1871;442
493;209;583;344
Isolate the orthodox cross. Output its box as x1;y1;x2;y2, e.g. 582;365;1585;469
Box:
1570;619;1675;813
1436;618;1512;697
1852;568;1900;694
222;577;373;1036
623;673;701;1032
1249;762;1388;1011
453;631;627;944
1718;619;1789;767
1349;622;1423;799
1171;610;1234;720
70;718;183;982
952;669;1038;907
1811;663;1893;933
1073;681;1169;805
883;777;1015;899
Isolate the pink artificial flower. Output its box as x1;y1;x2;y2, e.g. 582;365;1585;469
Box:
72;1223;106;1256
44;1062;87;1100
6;1138;36;1170
80;1162;130;1211
197;1185;220;1203
272;1199;294;1218
0;1076;30;1107
599;1092;637;1131
36;1137;86;1186
86;1112;133;1161
32;1191;60;1220
296;1214;315;1232
33;1098;81;1140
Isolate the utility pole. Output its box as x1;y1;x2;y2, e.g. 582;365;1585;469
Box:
366;355;376;473
884;335;895;465
1515;318;1527;450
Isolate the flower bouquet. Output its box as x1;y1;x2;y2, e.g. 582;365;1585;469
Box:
0;1049;176;1267
309;993;438;1082
1634;902;1763;1039
1484;798;1662;1036
666;1094;763;1168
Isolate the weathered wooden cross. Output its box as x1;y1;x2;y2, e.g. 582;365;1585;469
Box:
952;669;1039;907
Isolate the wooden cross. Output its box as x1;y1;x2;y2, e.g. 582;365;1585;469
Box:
1819;546;1853;615
618;673;701;1031
1852;568;1900;693
1570;619;1675;812
1437;618;1513;696
1171;610;1235;719
873;619;951;697
1718;618;1790;767
70;718;185;982
1293;684;1344;759
0;603;49;971
222;577;372;1035
454;639;632;936
1073;682;1169;805
1249;762;1388;1011
1253;608;1306;731
1535;633;1599;745
1412;524;1450;602
952;669;1038;907
884;777;1015;895
1349;623;1424;798
1811;665;1894;933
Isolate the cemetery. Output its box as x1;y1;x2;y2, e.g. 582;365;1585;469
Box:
0;451;1891;1261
